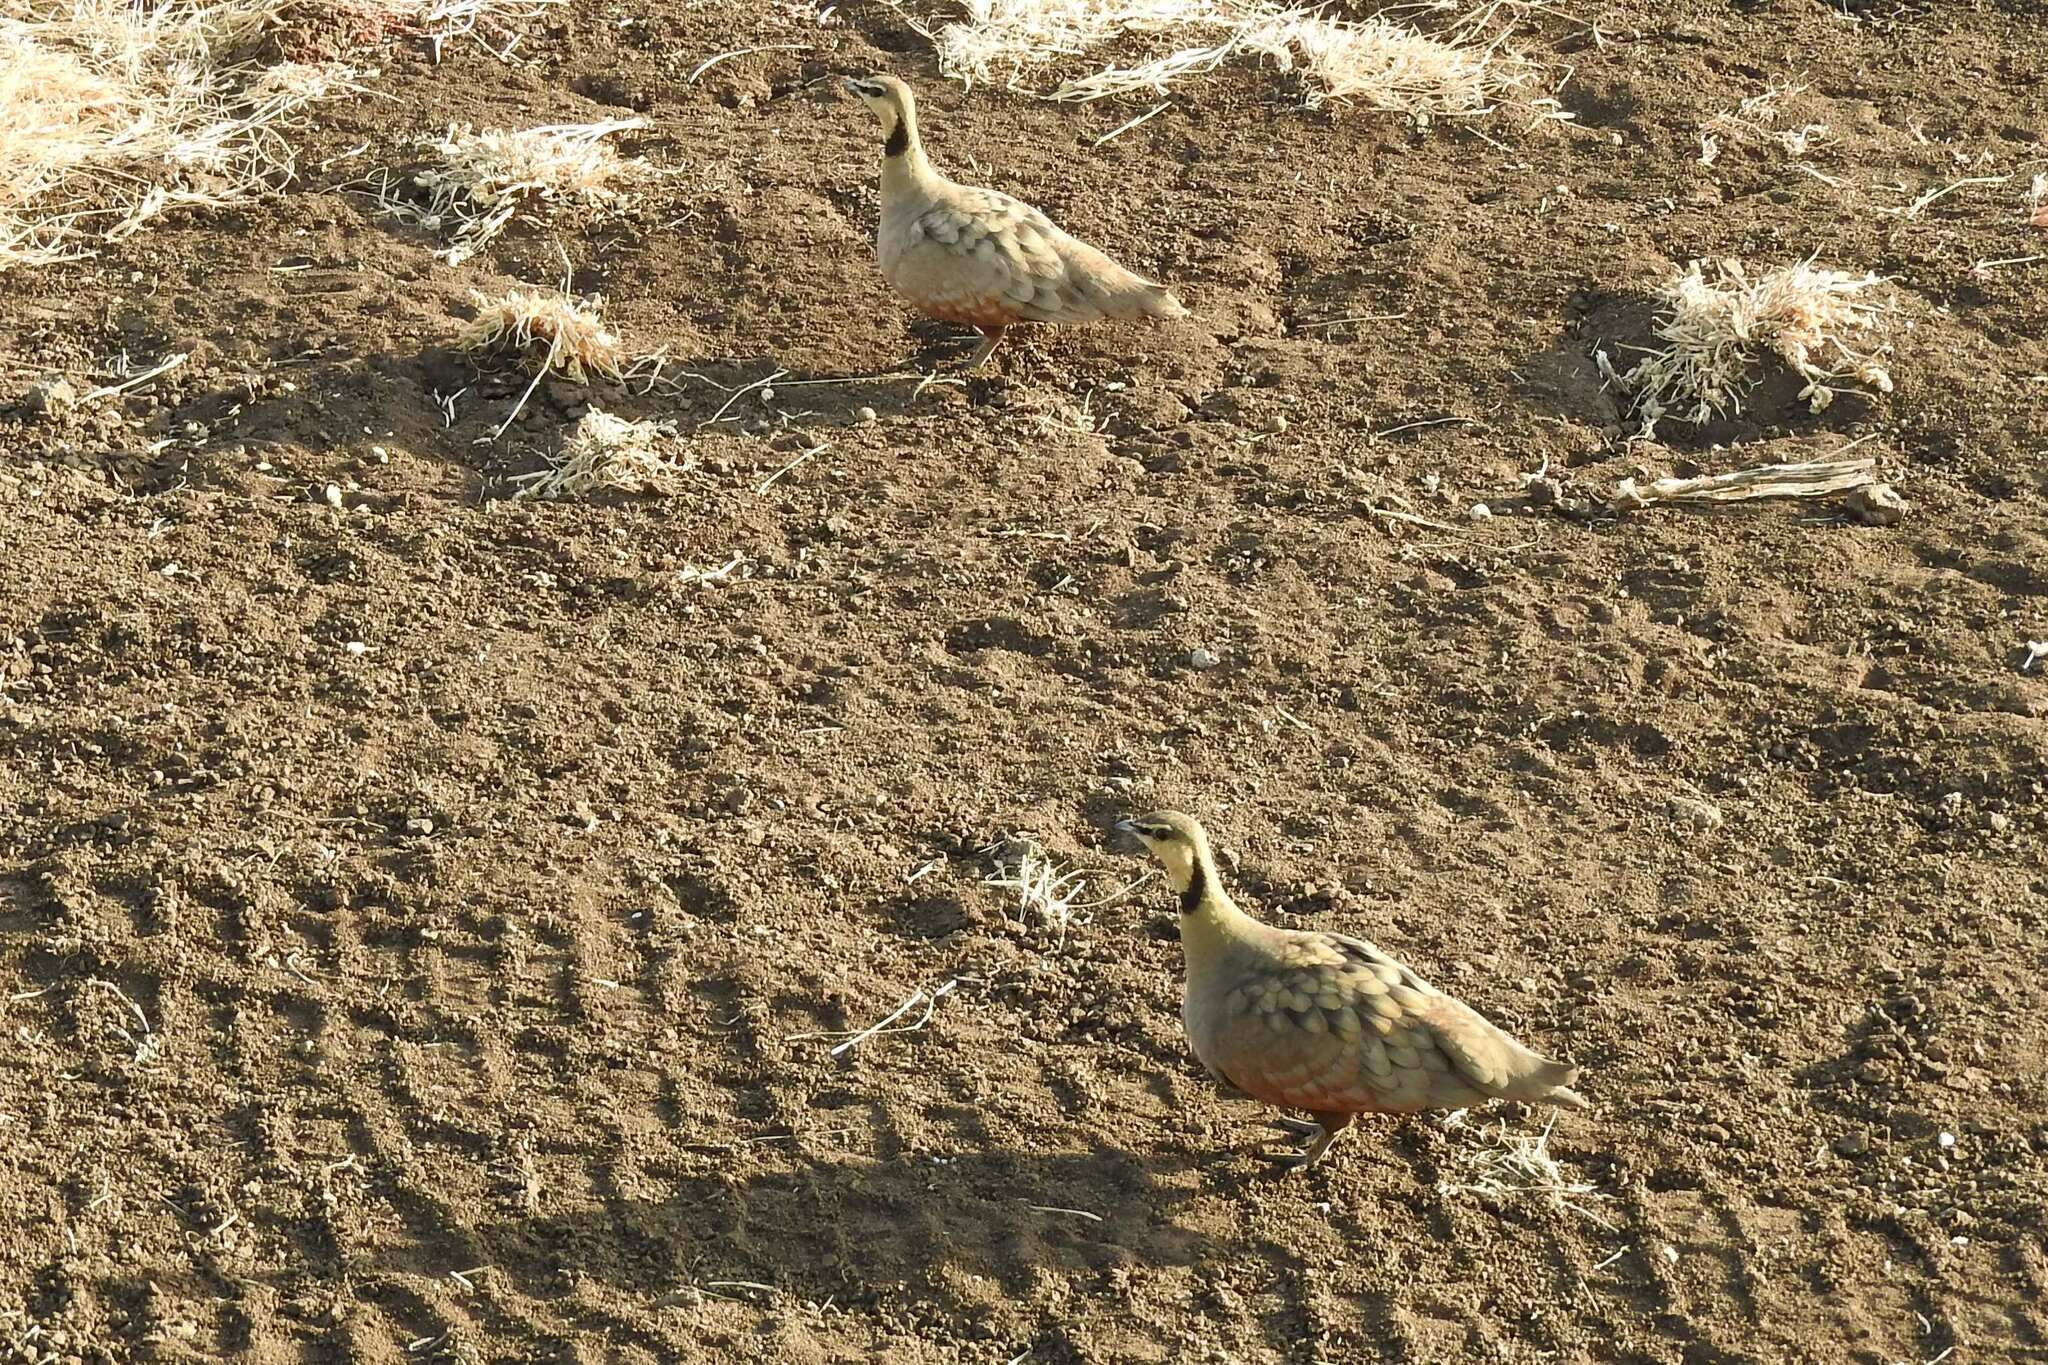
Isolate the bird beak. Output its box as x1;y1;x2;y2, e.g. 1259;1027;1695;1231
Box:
841;76;867;97
1111;818;1146;850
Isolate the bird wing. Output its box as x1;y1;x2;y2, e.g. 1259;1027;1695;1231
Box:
1199;930;1564;1115
887;187;1142;326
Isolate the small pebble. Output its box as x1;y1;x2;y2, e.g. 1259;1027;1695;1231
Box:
1666;794;1724;832
1835;1132;1870;1157
1189;646;1222;671
23;375;78;420
1938;1131;1956;1149
323;484;343;508
1468;502;1491;520
856;406;877;424
404;817;434;836
1846;483;1907;527
343;641;368;656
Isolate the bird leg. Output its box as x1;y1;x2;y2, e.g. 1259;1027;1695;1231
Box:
1260;1112;1354;1172
961;325;1006;370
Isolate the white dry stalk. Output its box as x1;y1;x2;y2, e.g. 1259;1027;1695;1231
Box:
510;408;694;499
84;977;159;1064
1437;1114;1614;1229
376;119;649;266
0;0;360;269
981;836;1150;949
1614;455;1877;510
1697;82;1827;167
932;0;1527;114
787;979;961;1056
1613;257;1894;437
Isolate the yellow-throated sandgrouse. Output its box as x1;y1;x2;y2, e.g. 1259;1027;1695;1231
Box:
1120;811;1589;1171
844;73;1188;369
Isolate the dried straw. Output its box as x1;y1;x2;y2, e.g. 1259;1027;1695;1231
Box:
1608;257;1894;437
0;0;359;269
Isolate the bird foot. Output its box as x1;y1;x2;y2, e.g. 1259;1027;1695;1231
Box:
1258;1118;1334;1172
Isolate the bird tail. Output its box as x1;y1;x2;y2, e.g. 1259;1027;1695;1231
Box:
1543;1084;1591;1112
1530;1058;1590;1111
1143;282;1190;320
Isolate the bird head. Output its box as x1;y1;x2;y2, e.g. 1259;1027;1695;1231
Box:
1116;810;1211;894
843;74;916;145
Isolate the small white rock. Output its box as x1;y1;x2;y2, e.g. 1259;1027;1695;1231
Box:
1660;1244;1679;1265
1190;646;1222;671
1938;1131;1955;1149
856;406;877;424
1468;502;1492;520
343;641;368;656
1666;794;1724;832
322;484;343;508
759;386;776;404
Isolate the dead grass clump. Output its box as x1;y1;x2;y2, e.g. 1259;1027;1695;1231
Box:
378;119;649;265
932;0;1527;114
982;835;1150;950
1697;82;1827;166
460;285;623;379
458;285;625;437
0;0;358;270
1606;257;1894;438
1239;12;1516;115
1437;1114;1613;1228
340;0;560;60
511;408;694;499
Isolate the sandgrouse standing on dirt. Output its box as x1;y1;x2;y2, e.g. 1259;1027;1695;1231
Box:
1119;811;1589;1171
843;73;1188;369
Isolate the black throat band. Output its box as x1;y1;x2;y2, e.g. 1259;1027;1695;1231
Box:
1179;860;1207;915
883;120;909;158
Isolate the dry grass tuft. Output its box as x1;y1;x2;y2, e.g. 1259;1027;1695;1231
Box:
376;119;650;265
1606;257;1894;437
510;408;694;499
339;0;563;61
1238;11;1516;115
459;285;623;381
457;285;627;438
0;0;359;270
1438;1114;1613;1228
982;835;1150;950
932;0;1528;114
1697;81;1827;166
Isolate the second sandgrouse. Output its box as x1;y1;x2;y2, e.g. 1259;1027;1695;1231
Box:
843;74;1188;368
1119;811;1589;1171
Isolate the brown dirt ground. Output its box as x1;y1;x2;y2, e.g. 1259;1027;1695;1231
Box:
4;0;2048;1360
